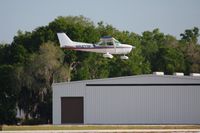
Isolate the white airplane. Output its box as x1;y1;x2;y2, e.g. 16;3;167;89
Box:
57;33;134;59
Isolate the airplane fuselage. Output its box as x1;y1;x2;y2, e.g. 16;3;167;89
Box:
62;42;133;55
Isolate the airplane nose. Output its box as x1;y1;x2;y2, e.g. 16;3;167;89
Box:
122;44;135;53
124;44;135;49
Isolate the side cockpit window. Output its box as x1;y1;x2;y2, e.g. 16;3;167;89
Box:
98;36;113;46
107;41;113;46
97;41;106;46
97;36;121;46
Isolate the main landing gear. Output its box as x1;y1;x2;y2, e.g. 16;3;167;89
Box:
103;52;113;59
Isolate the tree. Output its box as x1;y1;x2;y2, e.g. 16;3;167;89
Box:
179;27;200;73
74;53;109;80
18;42;67;122
154;47;186;74
180;27;199;44
0;65;20;124
141;30;159;66
0;44;6;64
182;44;200;73
8;45;28;65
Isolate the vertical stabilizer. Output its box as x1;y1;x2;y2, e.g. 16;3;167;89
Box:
57;33;74;47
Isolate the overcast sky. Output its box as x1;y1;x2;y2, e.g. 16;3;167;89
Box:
0;0;200;43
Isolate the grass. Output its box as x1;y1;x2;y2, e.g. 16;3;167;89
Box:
1;125;200;131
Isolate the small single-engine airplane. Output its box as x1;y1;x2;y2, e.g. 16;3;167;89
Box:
57;33;134;59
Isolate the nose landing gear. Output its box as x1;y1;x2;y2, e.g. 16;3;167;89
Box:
120;55;129;60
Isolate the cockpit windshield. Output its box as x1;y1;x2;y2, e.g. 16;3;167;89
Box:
96;36;121;46
113;38;120;46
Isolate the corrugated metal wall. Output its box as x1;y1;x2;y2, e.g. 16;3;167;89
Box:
85;86;200;124
53;75;200;124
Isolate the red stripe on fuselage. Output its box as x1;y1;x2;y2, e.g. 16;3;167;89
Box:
62;47;128;50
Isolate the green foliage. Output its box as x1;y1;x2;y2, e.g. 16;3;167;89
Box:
182;43;200;74
141;29;162;65
154;47;186;74
180;27;199;44
74;53;109;80
0;65;20;124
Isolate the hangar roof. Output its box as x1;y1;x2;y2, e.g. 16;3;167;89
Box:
53;74;200;86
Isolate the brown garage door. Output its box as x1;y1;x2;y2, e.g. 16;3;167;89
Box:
61;97;83;124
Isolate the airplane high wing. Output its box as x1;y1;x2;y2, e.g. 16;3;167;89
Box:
57;33;135;59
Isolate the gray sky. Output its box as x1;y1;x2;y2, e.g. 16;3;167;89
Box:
0;0;200;43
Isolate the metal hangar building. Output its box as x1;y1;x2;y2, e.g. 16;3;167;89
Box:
53;73;200;124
